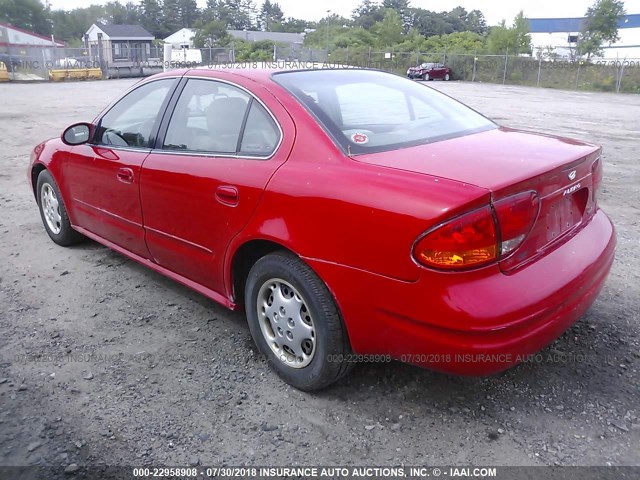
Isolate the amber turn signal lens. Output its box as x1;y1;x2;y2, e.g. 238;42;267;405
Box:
413;206;498;270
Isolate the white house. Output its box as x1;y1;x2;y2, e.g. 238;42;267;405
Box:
528;13;640;59
85;23;155;63
163;28;197;49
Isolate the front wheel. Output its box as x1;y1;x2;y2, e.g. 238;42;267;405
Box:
36;170;84;246
422;73;430;81
444;73;450;81
245;252;352;390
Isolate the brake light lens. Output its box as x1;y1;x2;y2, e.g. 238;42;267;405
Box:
413;192;539;271
493;191;540;257
412;206;498;270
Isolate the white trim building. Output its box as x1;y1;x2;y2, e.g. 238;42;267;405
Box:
528;14;640;59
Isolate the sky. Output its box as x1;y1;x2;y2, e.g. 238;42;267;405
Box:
46;0;627;26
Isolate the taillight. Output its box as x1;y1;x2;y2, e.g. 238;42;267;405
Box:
412;206;498;270
493;191;540;257
412;192;539;271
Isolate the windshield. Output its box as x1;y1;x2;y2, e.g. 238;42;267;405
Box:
272;69;496;155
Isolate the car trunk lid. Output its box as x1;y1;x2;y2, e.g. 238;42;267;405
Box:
356;127;602;271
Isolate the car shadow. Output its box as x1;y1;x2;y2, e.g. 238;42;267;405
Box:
70;239;636;414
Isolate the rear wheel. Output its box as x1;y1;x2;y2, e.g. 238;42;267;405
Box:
245;251;352;390
36;170;84;246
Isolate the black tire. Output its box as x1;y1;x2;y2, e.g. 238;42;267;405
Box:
245;251;352;391
444;73;451;81
36;169;84;246
422;73;429;81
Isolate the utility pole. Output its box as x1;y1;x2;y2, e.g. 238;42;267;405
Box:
326;10;331;56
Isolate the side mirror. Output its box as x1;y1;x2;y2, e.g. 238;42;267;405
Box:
62;123;92;146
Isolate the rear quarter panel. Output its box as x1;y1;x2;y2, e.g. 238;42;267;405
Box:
228;81;492;284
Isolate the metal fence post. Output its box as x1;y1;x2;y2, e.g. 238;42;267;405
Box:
472;50;477;82
97;33;106;79
616;62;625;93
537;55;542;87
502;49;508;85
368;46;372;67
575;63;581;89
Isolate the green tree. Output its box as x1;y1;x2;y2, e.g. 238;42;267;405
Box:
193;19;230;47
258;0;284;31
234;38;278;60
487;11;531;55
382;0;412;32
578;0;626;59
0;0;51;35
139;0;164;37
218;0;256;29
412;9;452;36
352;0;385;30
423;31;485;54
51;4;106;42
513;11;531;54
371;9;404;47
277;17;315;33
162;0;182;35
104;1;140;24
303;16;351;51
177;0;200;28
202;0;220;23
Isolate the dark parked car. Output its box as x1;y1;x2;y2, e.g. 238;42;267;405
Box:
407;62;452;81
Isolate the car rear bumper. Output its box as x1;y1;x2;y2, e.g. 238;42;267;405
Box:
305;209;615;375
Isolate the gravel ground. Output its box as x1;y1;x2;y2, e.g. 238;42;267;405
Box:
0;78;638;474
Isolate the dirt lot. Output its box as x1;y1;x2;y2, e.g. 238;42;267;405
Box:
0;78;639;474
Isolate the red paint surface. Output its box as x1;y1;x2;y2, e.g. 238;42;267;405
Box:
28;68;616;375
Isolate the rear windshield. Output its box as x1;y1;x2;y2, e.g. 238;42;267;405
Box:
272;69;496;155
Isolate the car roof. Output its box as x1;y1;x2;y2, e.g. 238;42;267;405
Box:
152;63;366;85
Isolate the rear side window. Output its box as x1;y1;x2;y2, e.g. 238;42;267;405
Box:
273;69;495;155
163;78;280;157
95;79;173;148
240;102;280;155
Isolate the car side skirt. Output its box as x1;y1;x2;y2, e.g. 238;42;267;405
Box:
72;224;236;311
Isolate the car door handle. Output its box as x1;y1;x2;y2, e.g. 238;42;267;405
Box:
215;185;239;206
117;167;134;184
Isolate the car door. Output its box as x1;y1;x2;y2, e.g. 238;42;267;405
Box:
140;75;294;295
63;78;178;258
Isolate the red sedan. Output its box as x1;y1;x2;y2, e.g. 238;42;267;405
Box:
407;62;452;81
29;68;615;390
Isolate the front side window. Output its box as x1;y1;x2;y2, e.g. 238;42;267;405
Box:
273;69;496;155
95;79;173;148
163;78;280;157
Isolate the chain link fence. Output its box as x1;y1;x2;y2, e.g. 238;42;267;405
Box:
0;45;167;81
312;47;640;94
1;43;638;93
